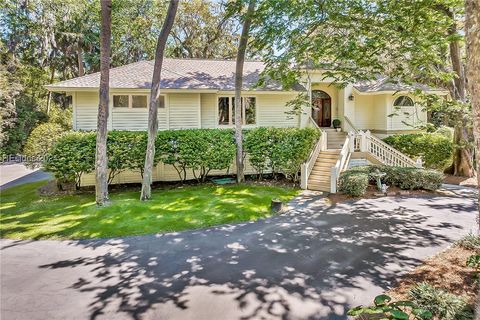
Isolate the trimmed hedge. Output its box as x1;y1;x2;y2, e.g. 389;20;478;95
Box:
45;127;319;187
338;165;443;196
383;133;453;170
156;129;236;182
244;127;320;181
44;131;96;187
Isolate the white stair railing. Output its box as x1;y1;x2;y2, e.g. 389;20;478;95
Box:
301;119;327;189
330;133;353;193
343;116;359;134
357;130;422;168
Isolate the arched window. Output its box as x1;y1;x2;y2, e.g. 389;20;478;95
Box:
393;96;414;107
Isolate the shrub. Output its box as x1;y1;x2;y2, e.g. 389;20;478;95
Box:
156;129;236;182
44;131;96;187
409;283;473;320
244;127;319;181
375;165;443;190
383;133;453;170
45;128;319;187
107;131;147;183
338;170;369;196
338;165;443;196
23;123;67;168
48;105;73;130
243;127;275;178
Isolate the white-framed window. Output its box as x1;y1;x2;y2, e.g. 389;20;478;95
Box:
218;96;256;125
393;95;414;107
112;94;165;109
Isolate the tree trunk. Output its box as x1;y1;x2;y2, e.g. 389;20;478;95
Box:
95;0;112;206
445;8;476;177
46;66;55;114
140;0;179;201
77;40;85;77
465;0;480;230
234;0;255;183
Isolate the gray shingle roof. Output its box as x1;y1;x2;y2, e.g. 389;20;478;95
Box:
46;58;294;91
353;77;441;93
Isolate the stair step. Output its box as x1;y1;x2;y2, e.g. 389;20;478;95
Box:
311;169;331;176
314;161;337;166
308;183;331;192
316;155;338;159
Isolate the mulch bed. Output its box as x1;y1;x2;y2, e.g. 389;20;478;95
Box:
387;246;478;306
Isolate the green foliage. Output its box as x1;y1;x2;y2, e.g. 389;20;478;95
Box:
348;294;433;320
45;128;319;187
435;126;454;140
377;166;444;191
23;123;67;169
156;129;236;182
244;127;320;181
48;105;73;130
455;233;480;252
466;255;480;268
383;133;453;170
107;131;147;183
332;119;341;128
338;165;443;196
44;131;96;188
338;171;369;197
409;283;474;320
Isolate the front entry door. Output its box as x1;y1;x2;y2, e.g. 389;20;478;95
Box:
312;90;332;127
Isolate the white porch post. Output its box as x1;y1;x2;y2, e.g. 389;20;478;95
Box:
330;167;338;193
300;163;307;189
359;131;366;152
348;131;355;150
415;157;423;168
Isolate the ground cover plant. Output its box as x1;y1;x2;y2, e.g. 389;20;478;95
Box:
0;181;299;240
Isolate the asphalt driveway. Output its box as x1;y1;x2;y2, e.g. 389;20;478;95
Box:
0;163;51;190
1;191;477;320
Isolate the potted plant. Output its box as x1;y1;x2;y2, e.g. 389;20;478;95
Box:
332;119;341;132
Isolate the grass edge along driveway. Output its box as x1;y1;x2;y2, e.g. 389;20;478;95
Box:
0;181;299;240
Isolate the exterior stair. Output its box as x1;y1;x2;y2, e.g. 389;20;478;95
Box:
307;150;341;192
326;130;347;149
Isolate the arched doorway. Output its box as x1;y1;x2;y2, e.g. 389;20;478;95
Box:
312;90;332;127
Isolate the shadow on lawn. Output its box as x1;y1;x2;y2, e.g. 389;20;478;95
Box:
0;184;296;239
25;195;476;319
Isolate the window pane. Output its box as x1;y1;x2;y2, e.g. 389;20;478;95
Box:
393;96;414;107
113;95;128;108
218;97;230;125
245;97;256;125
132;95;147;108
156;96;165;109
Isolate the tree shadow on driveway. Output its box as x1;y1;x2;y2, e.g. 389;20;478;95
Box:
5;195;477;320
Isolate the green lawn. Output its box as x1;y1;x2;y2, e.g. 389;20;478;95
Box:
0;181;299;240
